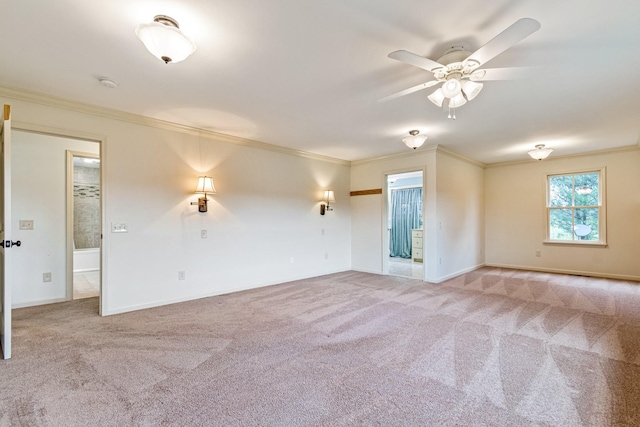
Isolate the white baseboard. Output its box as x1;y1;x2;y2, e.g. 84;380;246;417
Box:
428;263;486;284
485;263;640;282
102;268;352;316
13;297;68;309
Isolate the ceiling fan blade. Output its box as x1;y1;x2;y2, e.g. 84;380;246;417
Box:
388;50;445;72
379;80;441;103
470;67;542;81
465;18;541;68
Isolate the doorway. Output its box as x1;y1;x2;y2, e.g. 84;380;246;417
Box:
67;151;101;299
11;130;101;309
385;171;424;279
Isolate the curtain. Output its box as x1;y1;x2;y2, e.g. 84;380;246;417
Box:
389;188;423;258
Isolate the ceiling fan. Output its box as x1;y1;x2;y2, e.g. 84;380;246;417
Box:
382;18;541;118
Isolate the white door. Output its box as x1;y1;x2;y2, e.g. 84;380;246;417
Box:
0;105;13;359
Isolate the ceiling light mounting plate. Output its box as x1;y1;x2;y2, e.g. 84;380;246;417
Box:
154;15;180;28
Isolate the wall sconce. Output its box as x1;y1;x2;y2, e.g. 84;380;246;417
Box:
191;176;216;212
320;190;335;215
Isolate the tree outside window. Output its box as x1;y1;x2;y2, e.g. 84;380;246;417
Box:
547;170;604;243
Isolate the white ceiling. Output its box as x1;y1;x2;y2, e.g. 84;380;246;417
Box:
3;1;639;163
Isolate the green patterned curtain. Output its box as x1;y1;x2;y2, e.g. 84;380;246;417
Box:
389;188;423;258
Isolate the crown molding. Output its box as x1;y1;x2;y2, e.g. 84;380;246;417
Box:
0;85;350;166
485;144;640;168
350;144;485;168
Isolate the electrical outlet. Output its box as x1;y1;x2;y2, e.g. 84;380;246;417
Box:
290;257;294;264
19;220;34;230
321;228;325;235
325;252;328;259
201;230;207;239
535;251;541;257
178;271;186;280
43;272;51;282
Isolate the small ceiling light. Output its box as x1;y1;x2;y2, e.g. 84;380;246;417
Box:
135;15;196;64
320;190;335;215
528;144;553;160
191;176;216;212
402;130;427;150
462;80;483;101
427;88;445;107
441;78;462;98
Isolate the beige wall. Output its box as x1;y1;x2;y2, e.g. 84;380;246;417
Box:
12;131;99;307
485;149;640;280
350;147;484;282
2;93;352;314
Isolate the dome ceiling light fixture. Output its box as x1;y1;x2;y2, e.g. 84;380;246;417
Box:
135;15;196;64
528;144;553;160
402;130;427;150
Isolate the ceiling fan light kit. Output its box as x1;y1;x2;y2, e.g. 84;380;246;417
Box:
385;18;541;119
136;15;196;64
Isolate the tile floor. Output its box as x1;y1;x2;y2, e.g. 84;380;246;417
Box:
388;257;423;279
73;270;100;299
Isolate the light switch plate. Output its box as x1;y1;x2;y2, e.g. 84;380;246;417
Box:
111;223;128;233
19;220;34;230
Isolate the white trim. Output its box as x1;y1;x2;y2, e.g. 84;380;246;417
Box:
382;168;426;280
432;263;485;283
102;269;351;316
13;297;67;309
0;85;350;166
486;145;640;168
545;167;606;245
352;144;485;168
66;150;100;302
486;263;640;282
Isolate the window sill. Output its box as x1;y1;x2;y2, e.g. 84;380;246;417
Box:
543;240;608;248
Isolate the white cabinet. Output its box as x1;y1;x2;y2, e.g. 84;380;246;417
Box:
412;229;423;263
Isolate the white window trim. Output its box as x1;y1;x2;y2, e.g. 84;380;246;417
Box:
543;167;607;246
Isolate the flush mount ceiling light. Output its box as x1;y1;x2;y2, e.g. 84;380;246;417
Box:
135;15;196;64
402;130;427;150
382;18;541;118
528;144;553;160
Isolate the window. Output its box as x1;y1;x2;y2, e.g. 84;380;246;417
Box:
546;168;606;244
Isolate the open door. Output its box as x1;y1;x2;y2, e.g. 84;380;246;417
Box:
0;105;12;359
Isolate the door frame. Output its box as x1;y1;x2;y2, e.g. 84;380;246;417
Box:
66;150;101;302
1;105;12;359
382;167;426;280
13;123;106;315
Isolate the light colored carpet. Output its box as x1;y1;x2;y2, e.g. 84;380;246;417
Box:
1;268;640;426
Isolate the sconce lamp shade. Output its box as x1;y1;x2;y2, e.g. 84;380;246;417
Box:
402;130;427;150
528;144;553;160
136;15;196;64
323;190;335;203
195;176;216;194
